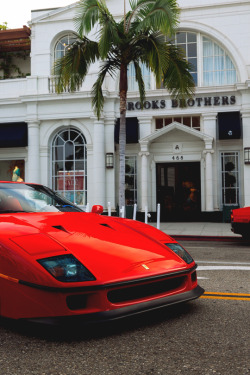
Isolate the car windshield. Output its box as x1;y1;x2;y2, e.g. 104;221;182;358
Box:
0;183;83;213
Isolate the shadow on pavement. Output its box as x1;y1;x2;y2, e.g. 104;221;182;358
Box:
0;300;202;342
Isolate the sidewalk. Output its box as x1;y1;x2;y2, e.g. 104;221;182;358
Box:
149;222;241;239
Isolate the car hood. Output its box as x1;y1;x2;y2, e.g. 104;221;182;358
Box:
4;212;190;284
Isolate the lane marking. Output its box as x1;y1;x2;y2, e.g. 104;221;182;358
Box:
205;291;250;296
200;291;250;301
196;261;250;265
200;296;250;301
197;277;209;280
198;266;250;271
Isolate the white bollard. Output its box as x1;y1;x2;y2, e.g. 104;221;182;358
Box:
108;202;111;216
157;203;161;230
133;204;137;220
145;206;148;224
120;206;125;218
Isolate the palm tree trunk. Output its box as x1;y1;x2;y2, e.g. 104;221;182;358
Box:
119;63;128;213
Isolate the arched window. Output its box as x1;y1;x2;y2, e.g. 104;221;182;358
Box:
175;31;237;87
54;33;78;61
202;36;237;86
52;128;87;206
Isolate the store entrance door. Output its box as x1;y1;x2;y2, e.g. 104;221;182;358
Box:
156;162;201;221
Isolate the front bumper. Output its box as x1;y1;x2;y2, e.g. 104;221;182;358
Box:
27;285;204;325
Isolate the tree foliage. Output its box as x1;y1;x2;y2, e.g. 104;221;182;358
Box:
54;0;195;211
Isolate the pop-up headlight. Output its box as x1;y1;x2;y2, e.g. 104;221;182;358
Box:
165;243;194;264
38;254;96;282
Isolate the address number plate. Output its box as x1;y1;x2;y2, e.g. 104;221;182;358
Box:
172;156;184;161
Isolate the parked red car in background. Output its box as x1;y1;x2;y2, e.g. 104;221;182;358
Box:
231;206;250;240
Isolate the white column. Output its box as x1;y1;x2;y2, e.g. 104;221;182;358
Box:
27;121;40;183
139;151;149;211
138;117;152;139
93;118;105;206
105;118;115;210
202;113;217;139
40;146;49;186
242;110;250;206
204;148;214;211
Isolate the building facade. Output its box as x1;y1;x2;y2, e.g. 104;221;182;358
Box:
0;0;250;221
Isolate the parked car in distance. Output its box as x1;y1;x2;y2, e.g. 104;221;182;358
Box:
231;206;250;240
0;181;204;325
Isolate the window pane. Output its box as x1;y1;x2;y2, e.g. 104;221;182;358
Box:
191;73;198;86
225;55;234;70
164;118;172;126
125;156;137;205
75;146;84;160
174;117;182;123
65;142;74;160
183;117;191;126
178;44;187;54
156;118;163;129
187;33;196;43
187;43;197;57
176;32;186;43
54;146;64;161
188;58;197;71
214;44;224;56
214;56;224;70
192;117;200;129
203;56;213;71
75;161;85;170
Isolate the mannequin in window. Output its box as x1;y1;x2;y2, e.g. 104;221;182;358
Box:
12;166;23;182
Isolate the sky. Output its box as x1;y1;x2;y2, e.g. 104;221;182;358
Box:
2;0;76;29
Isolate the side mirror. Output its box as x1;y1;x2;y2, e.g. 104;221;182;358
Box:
91;205;103;214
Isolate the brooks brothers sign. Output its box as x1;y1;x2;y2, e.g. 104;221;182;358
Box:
126;95;236;111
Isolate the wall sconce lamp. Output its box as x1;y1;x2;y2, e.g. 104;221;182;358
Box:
244;148;250;164
106;153;114;168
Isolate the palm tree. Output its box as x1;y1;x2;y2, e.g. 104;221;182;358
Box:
54;0;195;213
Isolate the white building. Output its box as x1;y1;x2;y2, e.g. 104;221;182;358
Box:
0;0;250;221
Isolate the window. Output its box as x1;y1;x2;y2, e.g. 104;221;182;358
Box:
54;34;78;61
221;152;239;205
156;116;200;131
203;37;237;86
127;63;151;91
125;156;137;205
176;32;198;86
52;128;87;205
175;32;237;87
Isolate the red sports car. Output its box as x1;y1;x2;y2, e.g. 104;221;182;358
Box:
0;181;204;324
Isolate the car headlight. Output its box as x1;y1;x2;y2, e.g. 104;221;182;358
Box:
165;243;194;264
37;254;96;282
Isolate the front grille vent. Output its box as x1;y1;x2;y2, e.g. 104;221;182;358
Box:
107;276;186;304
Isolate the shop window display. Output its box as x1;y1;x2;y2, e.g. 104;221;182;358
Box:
52;128;87;205
0;160;25;182
221;152;239;205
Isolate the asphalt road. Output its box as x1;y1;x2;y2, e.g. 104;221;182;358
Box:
0;239;249;375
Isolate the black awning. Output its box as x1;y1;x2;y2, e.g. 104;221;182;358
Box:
217;112;241;140
0;122;28;147
115;117;139;144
